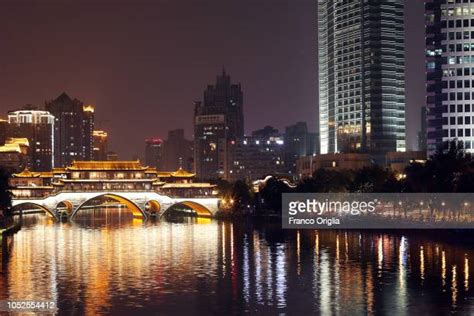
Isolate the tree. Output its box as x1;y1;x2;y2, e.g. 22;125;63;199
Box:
404;140;473;193
308;169;351;193
350;166;401;193
0;168;12;222
259;177;293;214
231;180;254;214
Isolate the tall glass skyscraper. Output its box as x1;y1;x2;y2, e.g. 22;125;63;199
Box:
318;0;406;156
426;0;474;155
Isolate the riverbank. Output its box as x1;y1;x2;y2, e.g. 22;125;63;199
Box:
0;217;22;237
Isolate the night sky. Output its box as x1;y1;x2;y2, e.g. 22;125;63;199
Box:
0;0;425;159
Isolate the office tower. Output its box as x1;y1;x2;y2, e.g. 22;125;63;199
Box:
426;1;474;154
194;70;244;179
318;0;406;157
93;130;108;161
82;105;95;160
418;106;427;151
145;137;163;169
45;93;94;167
284;122;319;174
7;108;55;171
162;129;193;171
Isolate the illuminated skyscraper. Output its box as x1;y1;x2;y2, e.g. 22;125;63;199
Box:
318;0;406;156
194;70;244;179
93;130;108;161
7;108;54;171
425;1;474;155
45;93;94;167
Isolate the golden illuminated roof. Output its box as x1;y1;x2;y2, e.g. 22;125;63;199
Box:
157;168;195;178
67;160;148;171
83;105;95;113
93;130;107;137
157;172;172;178
6;137;29;147
53;167;66;173
170;168;195;178
12;167;39;178
145;167;158;174
39;172;53;178
161;183;215;189
0;143;22;153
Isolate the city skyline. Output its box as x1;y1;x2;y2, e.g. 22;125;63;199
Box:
0;0;425;158
1;2;474;315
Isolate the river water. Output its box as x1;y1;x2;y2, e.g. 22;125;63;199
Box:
1;208;474;315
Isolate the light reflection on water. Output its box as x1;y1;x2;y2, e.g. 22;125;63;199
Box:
1;208;474;314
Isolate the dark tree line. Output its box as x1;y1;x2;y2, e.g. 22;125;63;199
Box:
0;168;12;225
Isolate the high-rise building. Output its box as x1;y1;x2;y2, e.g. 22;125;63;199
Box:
45;93;94;167
145;138;163;169
93;130;108;161
425;1;474;154
418;106;427;151
162;129;193;171
318;1;406;157
82;105;95;161
223;135;287;182
194;70;244;179
284;122;319;174
7;108;55;171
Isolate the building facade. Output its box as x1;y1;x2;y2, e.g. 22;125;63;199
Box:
0;138;30;173
194;70;244;180
426;0;474;154
318;0;406;156
418;106;428;151
223;135;287;181
7;109;55;171
162;129;193;172
45;93;94;167
93;130;108;161
297;153;372;178
284;122;319;174
145;137;163;169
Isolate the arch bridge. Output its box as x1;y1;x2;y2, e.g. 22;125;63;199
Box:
11;191;220;221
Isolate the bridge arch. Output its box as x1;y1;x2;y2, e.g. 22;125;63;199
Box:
12;202;56;219
56;200;74;215
71;193;147;219
162;201;213;218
